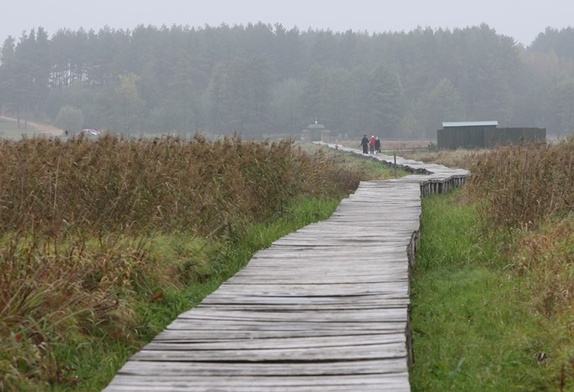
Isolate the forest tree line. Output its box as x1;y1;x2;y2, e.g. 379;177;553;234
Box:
1;23;574;140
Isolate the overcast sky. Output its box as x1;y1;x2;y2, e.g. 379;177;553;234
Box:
1;0;572;47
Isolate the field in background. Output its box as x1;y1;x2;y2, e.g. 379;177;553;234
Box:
399;148;488;170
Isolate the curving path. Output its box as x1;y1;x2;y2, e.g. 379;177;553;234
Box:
103;145;469;391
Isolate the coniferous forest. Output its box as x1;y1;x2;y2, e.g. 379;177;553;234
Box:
1;22;574;140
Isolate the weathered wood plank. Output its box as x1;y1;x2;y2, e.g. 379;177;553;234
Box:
144;333;405;350
115;359;407;376
153;328;406;342
194;285;409;297
196;300;411;310
173;308;407;323
105;373;410;392
161;321;406;333
131;342;407;362
200;294;410;305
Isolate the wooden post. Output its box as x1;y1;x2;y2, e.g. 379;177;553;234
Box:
394;151;397;178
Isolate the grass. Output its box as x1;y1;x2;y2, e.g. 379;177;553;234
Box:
411;193;544;391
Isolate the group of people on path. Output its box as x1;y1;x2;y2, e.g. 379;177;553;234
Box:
361;134;381;154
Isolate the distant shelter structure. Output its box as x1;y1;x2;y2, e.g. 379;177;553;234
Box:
301;120;331;143
437;121;546;149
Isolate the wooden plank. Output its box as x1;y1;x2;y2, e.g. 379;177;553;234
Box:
174;307;407;322
144;333;405;350
200;293;410;304
153;328;404;340
145;340;408;351
105;373;411;392
195;300;411;310
115;359;407;376
130;342;406;362
162;321;406;333
196;285;409;297
152;330;407;346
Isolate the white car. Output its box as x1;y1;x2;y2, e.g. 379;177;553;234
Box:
81;129;101;136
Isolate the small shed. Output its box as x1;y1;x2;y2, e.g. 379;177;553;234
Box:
438;121;546;149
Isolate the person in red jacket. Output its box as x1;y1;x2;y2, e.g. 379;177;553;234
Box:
369;135;376;154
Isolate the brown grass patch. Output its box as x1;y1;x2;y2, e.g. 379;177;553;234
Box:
466;139;574;229
0;135;359;238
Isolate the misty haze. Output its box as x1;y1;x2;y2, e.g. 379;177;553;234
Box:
1;23;573;140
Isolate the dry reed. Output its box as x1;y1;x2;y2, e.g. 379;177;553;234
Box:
465;139;574;229
464;137;574;320
0;135;357;238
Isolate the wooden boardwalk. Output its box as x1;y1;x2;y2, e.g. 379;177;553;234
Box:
103;146;469;391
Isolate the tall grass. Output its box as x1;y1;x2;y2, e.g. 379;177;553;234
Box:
465;139;574;229
0;135;357;238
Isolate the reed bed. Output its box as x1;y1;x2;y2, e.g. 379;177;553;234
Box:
466;138;574;229
0;134;357;238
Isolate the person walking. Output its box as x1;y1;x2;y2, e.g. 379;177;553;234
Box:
375;137;381;153
369;135;376;154
361;135;369;154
